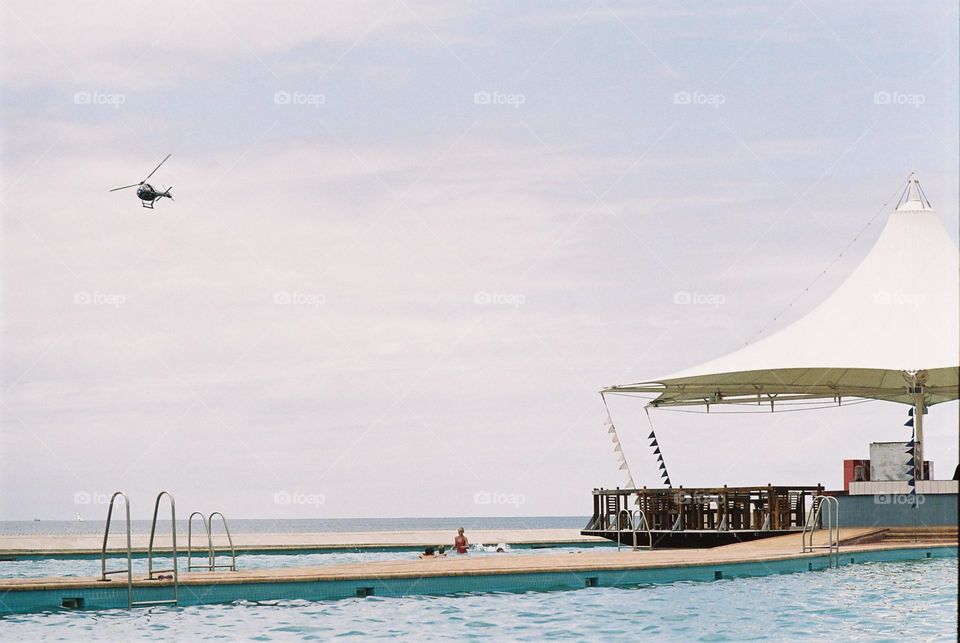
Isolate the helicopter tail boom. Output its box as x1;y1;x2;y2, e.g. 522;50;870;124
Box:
109;183;140;192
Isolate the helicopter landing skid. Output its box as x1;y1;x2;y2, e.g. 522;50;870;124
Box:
140;200;156;209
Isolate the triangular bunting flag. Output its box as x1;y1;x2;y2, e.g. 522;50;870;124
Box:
619;461;629;471
653;447;661;455
607;425;617;434
907;478;915;486
659;462;667;471
656;454;664;462
649;439;658;447
614;444;623;453
905;457;914;467
904;418;913;427
648;431;656;439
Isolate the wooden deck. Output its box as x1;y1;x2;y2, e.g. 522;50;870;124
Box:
2;528;950;592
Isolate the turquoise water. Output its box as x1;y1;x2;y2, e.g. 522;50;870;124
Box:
0;558;955;640
0;545;602;579
1;517;586;537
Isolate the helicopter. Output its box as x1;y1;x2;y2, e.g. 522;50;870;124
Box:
110;154;174;208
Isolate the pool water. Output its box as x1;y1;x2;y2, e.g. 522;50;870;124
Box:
0;545;602;579
0;558;955;640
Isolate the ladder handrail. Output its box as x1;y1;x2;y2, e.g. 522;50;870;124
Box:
139;491;180;607
615;509;628;551
187;511;212;571
613;508;654;551
823;496;840;567
99;491;133;608
801;497;819;551
802;495;840;567
631;509;654;550
145;491;179;607
208;511;237;571
146;491;178;578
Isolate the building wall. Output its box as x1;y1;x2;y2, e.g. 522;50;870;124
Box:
836;493;958;527
849;480;958;495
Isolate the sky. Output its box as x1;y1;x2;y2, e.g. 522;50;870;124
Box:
1;1;958;521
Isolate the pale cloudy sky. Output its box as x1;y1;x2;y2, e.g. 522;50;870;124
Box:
1;1;957;520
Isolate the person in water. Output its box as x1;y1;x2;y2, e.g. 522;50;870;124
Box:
419;546;436;559
437;545;447;556
454;527;469;554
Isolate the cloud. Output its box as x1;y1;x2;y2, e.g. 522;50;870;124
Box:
0;0;477;88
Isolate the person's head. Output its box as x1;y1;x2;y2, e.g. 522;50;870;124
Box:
438;545;445;554
423;546;435;556
457;527;464;535
496;547;504;553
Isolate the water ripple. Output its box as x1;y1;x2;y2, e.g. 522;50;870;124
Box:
0;558;955;640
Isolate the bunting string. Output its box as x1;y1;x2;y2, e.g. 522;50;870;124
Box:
645;407;673;488
601;394;636;489
905;408;917;503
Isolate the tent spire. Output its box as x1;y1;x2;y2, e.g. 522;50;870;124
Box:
896;172;933;212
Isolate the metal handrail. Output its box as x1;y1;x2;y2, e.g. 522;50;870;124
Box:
208;512;237;571
631;509;654;550
99;491;133;608
802;495;840;567
187;511;211;571
146;492;178;579
615;509;628;551
614;509;654;551
139;491;179;607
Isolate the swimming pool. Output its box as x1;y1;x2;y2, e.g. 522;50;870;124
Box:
0;557;954;640
0;544;603;579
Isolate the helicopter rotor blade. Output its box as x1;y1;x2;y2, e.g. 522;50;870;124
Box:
109;183;140;192
142;153;172;182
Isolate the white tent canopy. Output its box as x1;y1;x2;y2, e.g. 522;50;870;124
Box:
604;174;960;409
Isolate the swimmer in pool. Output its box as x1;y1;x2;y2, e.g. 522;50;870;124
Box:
454;528;469;554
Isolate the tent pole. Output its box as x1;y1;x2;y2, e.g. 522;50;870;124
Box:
913;390;925;482
911;371;927;482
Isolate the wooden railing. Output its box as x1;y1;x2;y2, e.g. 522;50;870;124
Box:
585;485;825;533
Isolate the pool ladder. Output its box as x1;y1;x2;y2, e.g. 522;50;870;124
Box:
100;491;237;609
187;511;237;572
615;509;653;551
100;491;179;608
801;495;840;567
